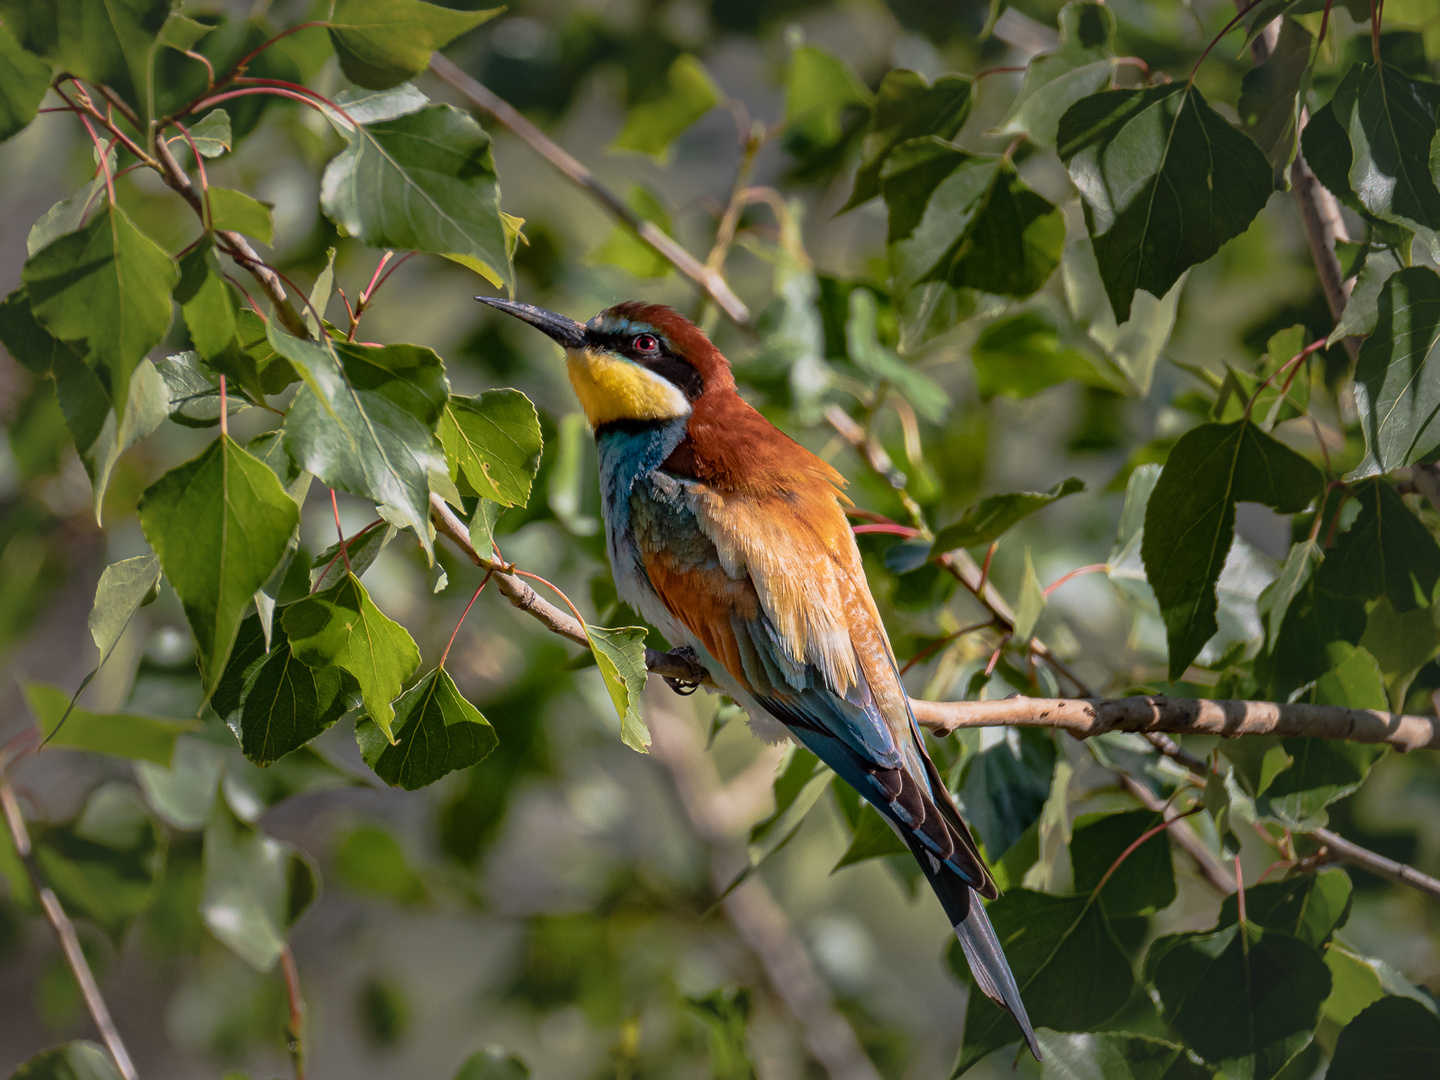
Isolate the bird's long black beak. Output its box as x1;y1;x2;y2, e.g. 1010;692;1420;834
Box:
474;296;587;349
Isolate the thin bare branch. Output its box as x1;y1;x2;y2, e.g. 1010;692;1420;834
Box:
0;781;138;1080
426;53;751;327
910;695;1440;753
648;703;883;1080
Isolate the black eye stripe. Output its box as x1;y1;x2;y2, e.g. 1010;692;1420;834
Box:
587;330;704;400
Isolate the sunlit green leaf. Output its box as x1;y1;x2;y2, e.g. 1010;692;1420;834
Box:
585;623;650;752
588;184;674;279
204;187;274;245
610;55;717;162
175;243;239;363
970;309;1108;399
933;477;1085;552
282;571;420;743
1058;83;1272;322
1036;1032;1213;1080
845;70;972;210
994;2;1117;148
1353;266;1440;471
1237;18;1313;185
88;552;161;664
310;523;395;592
200;801;317;971
357;666;496;789
138;435;301;694
784;43;871;144
327;0;500;89
25;681;196;765
181;108;231;158
22;201;178;411
439;389;543;507
452;1047;531;1080
845;289;950;421
270;326;448;558
1331;242;1403;343
321;103;511;287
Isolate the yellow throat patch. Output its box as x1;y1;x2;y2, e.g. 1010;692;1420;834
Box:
565;348;692;428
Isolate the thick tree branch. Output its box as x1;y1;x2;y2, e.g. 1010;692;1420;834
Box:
0;777;138;1080
426;54;751;327
910;695;1440;753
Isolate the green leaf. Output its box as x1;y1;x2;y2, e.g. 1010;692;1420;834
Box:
1332;62;1440;262
24;681;196;765
33;783;164;942
0;0;170;115
933;477;1085;552
1313;641;1388;709
970;309;1108;400
1300;98;1365;215
214;613;361;766
182;107;231;158
1062;235;1182;396
891;156;1064;300
958;728;1057;864
1036;1032;1214;1080
89;552;162;664
1262;538;1322;645
138;435;301;694
956;890;1133;1074
204;187;274;245
1058;83;1273;322
22;201;179;411
844;70;972;210
356;667;497;790
332;824;425;902
321;103;511;287
1331;242;1403;343
327;0;500;90
439;389;544;507
1353;266;1440;471
0;19;50;143
154;350;249;428
585;623;650;752
175;243;239;362
469;498;501;557
134;736;224;830
844;289;950;421
310;524;395;592
451;1048;530;1080
588;184;674;279
784;43;871;144
1238;18;1314;185
1141;420;1323;680
1258;737;1386;831
1358;595;1440;711
1071;808;1176;916
1324;479;1440;613
1150;923;1330;1074
994;2;1117;148
685;988;756;1080
282;572;420;743
200;801;317;971
879;136;968;243
832;801;909;871
1012;548;1045;644
1328;997;1440;1080
610;54;717;162
8;1041;123;1080
270;326;448;558
722;749;830;898
26;162;110;259
1215;869;1351;949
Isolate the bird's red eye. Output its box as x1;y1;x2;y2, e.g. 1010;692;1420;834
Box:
633;333;659;354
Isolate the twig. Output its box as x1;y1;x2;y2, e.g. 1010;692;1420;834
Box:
1310;826;1440;901
279;944;306;1080
909;695;1440;753
426;53;751;327
0;781;138;1080
647;703;883;1080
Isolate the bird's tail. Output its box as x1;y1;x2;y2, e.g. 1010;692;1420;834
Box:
911;840;1041;1061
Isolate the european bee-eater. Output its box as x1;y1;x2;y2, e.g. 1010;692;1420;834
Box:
477;296;1039;1058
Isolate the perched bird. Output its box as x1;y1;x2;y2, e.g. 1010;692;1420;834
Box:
477;296;1039;1058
